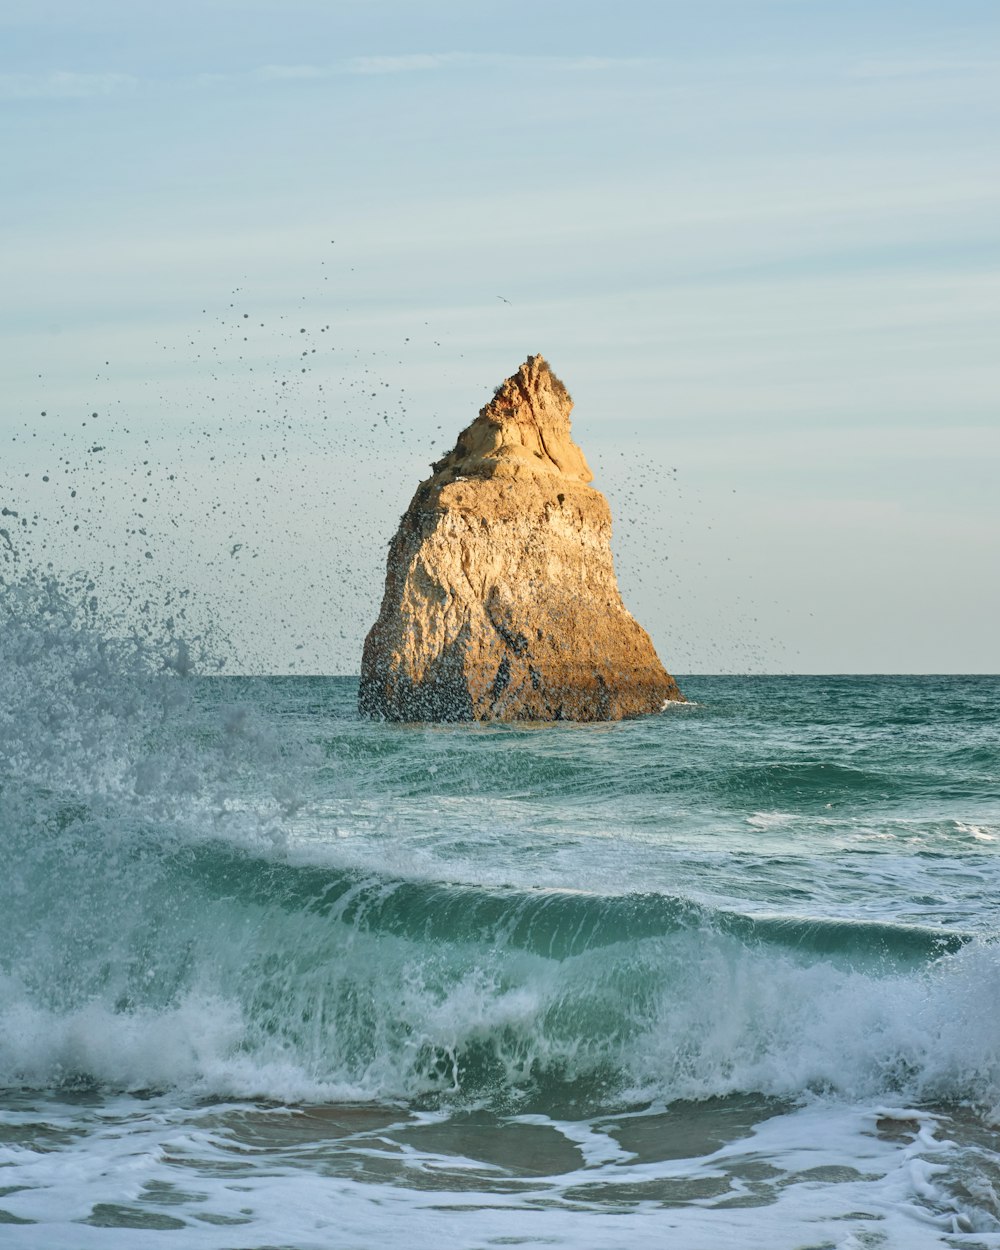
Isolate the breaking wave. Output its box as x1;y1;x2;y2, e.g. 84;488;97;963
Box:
1;572;997;1117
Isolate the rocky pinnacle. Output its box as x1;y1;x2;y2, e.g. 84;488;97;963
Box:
358;355;682;721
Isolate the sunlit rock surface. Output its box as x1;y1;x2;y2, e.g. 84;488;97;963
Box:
359;355;682;721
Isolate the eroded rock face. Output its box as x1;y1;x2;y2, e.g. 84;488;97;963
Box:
359;355;682;721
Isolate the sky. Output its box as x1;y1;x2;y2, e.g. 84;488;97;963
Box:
1;0;998;674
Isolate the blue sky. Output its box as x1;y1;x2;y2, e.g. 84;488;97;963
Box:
2;0;998;672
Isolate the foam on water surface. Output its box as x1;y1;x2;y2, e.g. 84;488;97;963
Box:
1;1095;998;1248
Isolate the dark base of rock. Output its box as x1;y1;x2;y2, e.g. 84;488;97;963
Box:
359;661;682;723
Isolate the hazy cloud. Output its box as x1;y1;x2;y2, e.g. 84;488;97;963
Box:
0;54;650;102
345;52;645;75
250;53;649;80
348;53;464;75
849;55;998;80
0;71;138;100
255;63;326;81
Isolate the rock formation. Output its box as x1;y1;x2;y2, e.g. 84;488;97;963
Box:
359;355;682;721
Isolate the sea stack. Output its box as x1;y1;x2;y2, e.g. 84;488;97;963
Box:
359;355;682;721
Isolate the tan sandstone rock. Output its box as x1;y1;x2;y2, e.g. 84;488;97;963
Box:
359;355;682;721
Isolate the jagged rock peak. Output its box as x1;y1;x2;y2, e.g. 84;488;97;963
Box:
431;354;593;485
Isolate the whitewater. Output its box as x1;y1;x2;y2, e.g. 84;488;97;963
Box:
1;575;999;1247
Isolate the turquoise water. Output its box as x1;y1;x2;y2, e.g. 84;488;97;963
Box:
0;589;998;1246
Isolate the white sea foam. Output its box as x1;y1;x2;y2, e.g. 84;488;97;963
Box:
956;821;998;843
0;1096;995;1248
746;810;797;829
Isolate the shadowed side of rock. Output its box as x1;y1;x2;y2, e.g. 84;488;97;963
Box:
359;355;682;722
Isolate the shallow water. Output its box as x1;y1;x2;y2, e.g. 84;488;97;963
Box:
1;597;998;1248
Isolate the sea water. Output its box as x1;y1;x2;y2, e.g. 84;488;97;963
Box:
1;578;999;1248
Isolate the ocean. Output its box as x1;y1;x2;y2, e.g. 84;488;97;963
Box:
1;578;998;1248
